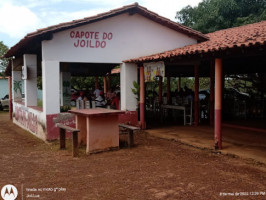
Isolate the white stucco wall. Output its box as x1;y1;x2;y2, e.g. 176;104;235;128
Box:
42;60;60;115
24;54;37;107
41;12;198;112
120;63;138;110
42;13;197;62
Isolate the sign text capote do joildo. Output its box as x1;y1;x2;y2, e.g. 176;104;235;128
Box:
70;30;113;48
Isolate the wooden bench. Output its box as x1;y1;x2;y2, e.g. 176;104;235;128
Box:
56;123;80;157
119;124;140;148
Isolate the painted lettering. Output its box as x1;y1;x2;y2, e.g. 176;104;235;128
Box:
95;32;99;39
70;31;75;38
102;32;113;40
80;31;84;38
15;106;38;134
70;31;112;48
80;40;86;47
74;40;79;47
73;39;107;48
70;31;102;39
101;41;106;48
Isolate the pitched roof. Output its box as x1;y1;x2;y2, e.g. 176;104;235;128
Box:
4;3;208;58
125;20;266;63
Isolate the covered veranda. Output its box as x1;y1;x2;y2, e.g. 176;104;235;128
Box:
146;125;266;164
126;21;266;151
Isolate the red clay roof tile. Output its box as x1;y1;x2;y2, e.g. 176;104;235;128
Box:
126;21;266;63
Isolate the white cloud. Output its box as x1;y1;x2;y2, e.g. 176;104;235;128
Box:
0;3;39;39
0;0;203;47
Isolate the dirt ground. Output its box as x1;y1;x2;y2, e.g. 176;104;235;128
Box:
0;112;265;200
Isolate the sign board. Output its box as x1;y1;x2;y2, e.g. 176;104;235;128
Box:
144;61;165;82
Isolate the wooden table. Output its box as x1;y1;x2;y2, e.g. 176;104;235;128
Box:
69;108;125;154
161;104;186;125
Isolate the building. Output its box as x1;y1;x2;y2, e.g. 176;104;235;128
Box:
4;3;266;149
4;3;206;141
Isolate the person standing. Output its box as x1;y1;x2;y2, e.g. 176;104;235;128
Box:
95;91;106;108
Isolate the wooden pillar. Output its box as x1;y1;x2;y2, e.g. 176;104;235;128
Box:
194;65;199;126
167;75;171;104
209;61;215;126
104;76;107;96
140;66;146;129
8;76;12;120
214;58;222;150
158;76;162;104
60;128;66;149
107;74;111;90
95;77;99;89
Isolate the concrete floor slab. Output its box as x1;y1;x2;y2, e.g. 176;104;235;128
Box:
145;125;266;165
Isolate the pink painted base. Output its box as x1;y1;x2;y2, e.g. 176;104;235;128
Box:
214;109;222;149
46;114;76;140
118;110;138;126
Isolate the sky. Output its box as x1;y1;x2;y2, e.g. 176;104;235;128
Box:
0;0;203;48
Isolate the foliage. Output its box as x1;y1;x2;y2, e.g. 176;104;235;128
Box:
71;75;120;91
176;0;266;33
225;73;266;97
131;80;140;101
60;105;71;112
0;41;9;75
175;0;266;97
37;76;42;89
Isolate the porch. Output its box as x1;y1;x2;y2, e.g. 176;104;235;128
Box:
145;124;266;165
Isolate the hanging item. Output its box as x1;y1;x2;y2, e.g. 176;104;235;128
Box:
144;61;165;82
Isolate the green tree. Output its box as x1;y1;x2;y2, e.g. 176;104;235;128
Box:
176;0;266;33
71;75;120;91
0;41;9;75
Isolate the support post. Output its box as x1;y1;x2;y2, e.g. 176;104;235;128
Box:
95;77;99;89
8;76;12;120
24;54;37;107
167;75;171;104
107;74;111;91
42;60;60;114
214;58;222;150
104;76;107;97
158;76;162;104
209;61;215;126
140;66;145;129
194;65;199;126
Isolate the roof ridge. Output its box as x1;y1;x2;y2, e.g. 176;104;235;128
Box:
125;20;266;63
27;3;140;38
26;3;208;40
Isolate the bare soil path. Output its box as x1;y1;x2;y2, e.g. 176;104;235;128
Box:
0;112;265;200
